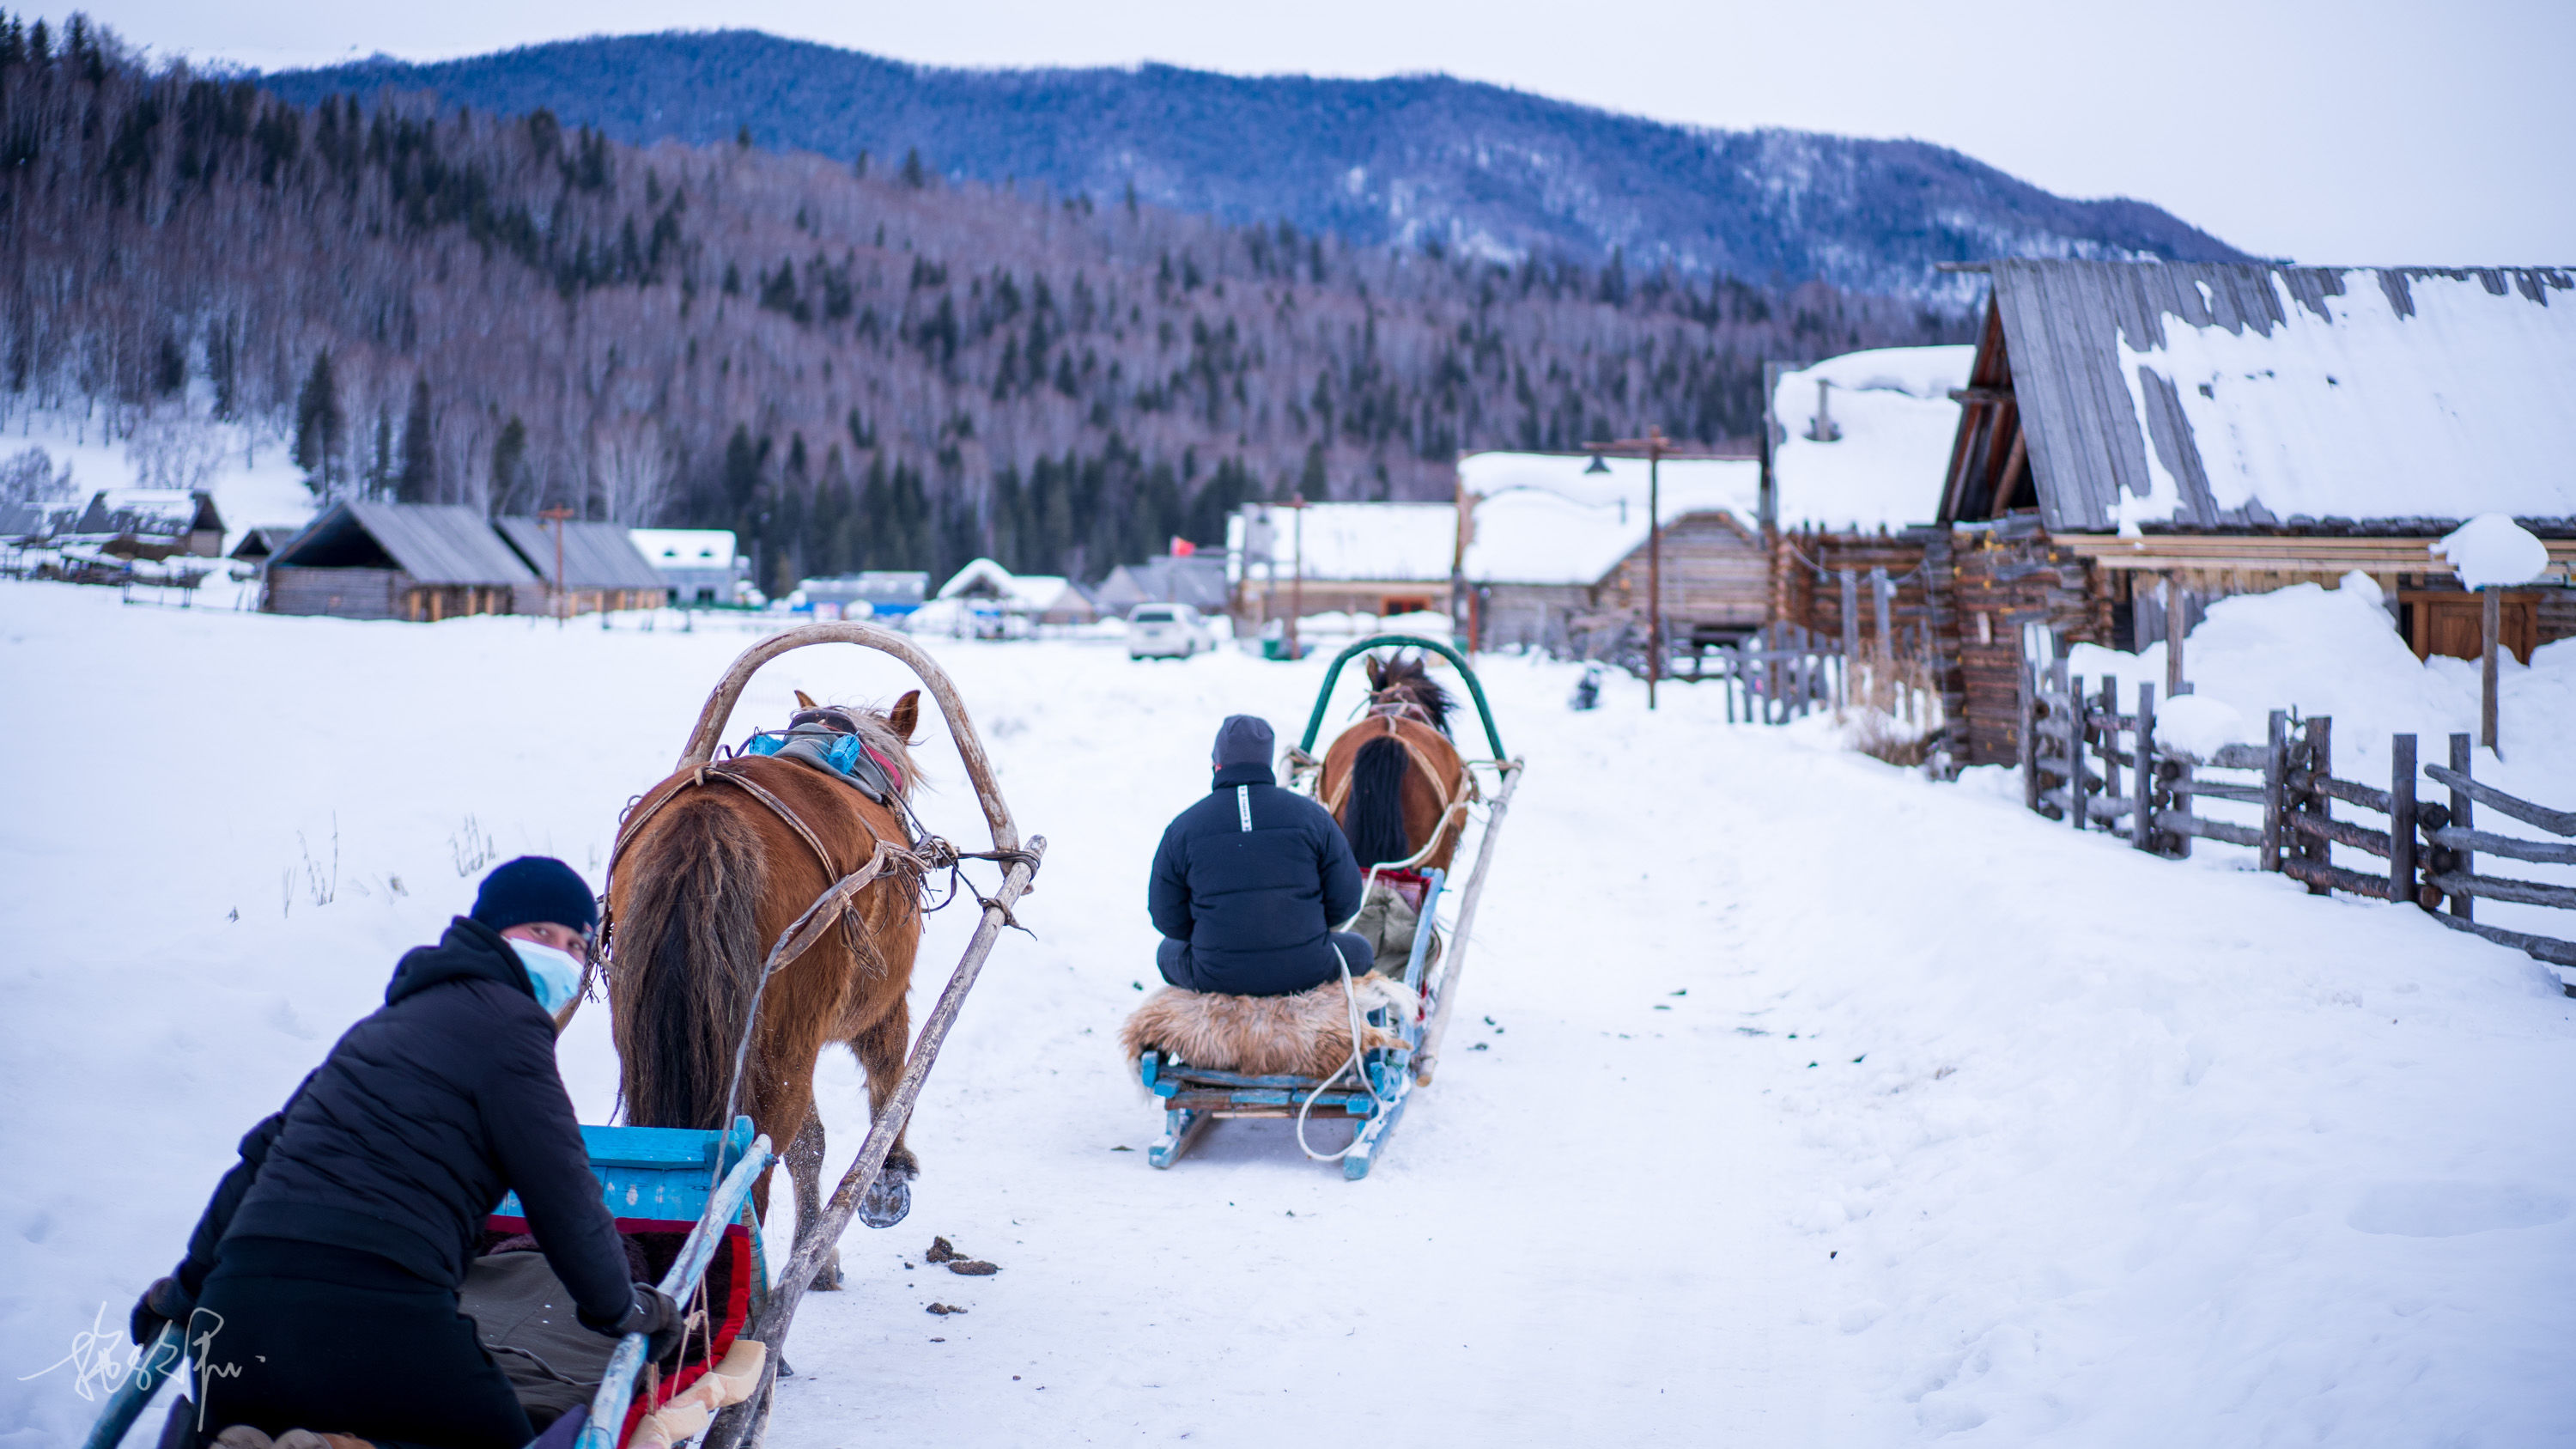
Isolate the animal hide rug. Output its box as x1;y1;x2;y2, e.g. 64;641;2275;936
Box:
1121;975;1422;1079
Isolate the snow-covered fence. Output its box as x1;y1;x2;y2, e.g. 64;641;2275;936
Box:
2018;668;2576;991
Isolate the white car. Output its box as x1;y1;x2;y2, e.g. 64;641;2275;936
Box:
1127;603;1214;660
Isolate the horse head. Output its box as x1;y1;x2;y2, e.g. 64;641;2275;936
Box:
789;687;924;801
1361;653;1455;738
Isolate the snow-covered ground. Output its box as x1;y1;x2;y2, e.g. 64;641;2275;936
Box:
4;581;2572;1447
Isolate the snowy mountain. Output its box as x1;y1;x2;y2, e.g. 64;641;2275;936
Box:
264;32;2253;307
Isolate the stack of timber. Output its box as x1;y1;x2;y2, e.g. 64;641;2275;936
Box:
1938;516;2106;768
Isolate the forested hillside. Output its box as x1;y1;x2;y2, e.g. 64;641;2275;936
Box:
268;31;2253;308
1;15;1959;589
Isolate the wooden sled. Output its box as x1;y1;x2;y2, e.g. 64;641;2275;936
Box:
1137;634;1522;1178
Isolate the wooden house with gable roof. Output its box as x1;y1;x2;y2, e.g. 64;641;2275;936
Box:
1929;259;2576;765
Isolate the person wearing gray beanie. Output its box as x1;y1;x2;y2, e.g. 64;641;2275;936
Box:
1146;715;1375;995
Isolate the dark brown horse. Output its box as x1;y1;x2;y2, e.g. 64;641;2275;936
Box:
1317;653;1472;874
605;690;926;1288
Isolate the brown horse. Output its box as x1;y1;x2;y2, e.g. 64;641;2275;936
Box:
1317;653;1472;874
605;690;927;1289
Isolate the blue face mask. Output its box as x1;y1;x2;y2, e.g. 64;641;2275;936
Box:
511;939;585;1014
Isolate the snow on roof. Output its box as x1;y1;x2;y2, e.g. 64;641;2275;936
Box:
1982;260;2576;532
1459;451;1762;584
629;528;738;569
1771;346;1971;532
1227;502;1456;583
73;487;221;537
936;557;1069;609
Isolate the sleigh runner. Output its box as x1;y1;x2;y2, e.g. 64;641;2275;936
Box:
1129;635;1521;1179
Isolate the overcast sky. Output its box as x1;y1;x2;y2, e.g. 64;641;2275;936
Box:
59;0;2575;266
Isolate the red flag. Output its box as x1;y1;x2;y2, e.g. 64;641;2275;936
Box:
1169;536;1196;557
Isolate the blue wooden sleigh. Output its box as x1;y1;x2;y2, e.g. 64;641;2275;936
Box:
1138;633;1523;1180
86;1119;775;1449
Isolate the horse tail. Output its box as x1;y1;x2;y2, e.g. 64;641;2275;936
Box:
1340;735;1416;867
611;795;766;1130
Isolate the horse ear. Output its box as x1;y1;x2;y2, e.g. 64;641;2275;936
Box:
889;690;920;741
1364;655;1385;689
794;689;818;709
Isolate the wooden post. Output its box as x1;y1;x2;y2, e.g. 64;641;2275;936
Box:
2260;709;2288;873
2480;586;2500;758
2017;655;2040;814
1870;565;1894;667
2132;681;2156;852
1839;569;1860;707
2300;716;2332;895
2069;675;2091;832
2099;675;2121;806
2390;733;2418;908
2448;732;2475;922
2163;572;2186;697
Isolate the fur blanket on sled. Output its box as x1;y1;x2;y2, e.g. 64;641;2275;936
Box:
1121;975;1422;1079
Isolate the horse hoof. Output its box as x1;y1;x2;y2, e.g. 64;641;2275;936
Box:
858;1166;914;1230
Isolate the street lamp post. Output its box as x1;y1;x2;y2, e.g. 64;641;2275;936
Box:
1584;426;1732;710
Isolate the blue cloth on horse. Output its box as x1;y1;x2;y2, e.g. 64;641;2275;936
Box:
167;918;633;1336
1149;761;1364;996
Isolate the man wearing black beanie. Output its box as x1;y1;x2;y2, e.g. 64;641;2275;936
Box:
127;857;681;1448
1149;715;1374;996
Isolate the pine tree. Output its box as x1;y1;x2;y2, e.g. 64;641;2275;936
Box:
490;417;528;515
899;148;927;189
293;350;343;496
397;380;435;502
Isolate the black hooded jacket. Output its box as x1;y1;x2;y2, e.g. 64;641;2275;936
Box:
1150;761;1364;995
172;917;634;1327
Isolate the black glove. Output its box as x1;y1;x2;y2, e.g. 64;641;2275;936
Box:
129;1275;192;1347
603;1283;684;1363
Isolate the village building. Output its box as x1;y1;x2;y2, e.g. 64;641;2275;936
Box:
491;516;669;615
264;502;538;622
71;488;226;559
914;557;1096;634
1763;347;1972;655
1224;502;1457;626
1094;555;1230;616
630;528;746;605
1455;451;1766;657
228;526;307;564
1929;259;2576;764
797;571;930;618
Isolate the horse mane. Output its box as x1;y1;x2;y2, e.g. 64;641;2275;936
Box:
1364;653;1455;738
793;699;925;800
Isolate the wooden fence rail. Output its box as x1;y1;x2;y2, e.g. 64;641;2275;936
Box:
2016;664;2576;993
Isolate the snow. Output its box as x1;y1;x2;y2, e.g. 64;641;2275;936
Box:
1770;346;1971;533
0;409;316;552
2111;270;2576;529
2065;570;2576;945
934;557;1070;610
5;580;2573;1447
629;529;739;570
1229;502;1456;582
2434;514;2554;589
1461;452;1762;584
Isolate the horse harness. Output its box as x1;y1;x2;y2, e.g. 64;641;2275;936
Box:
1317;704;1479;850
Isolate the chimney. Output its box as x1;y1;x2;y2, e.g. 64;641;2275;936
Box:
1804;378;1842;443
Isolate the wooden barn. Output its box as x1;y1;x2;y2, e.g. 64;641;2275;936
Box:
264;502;537;621
72;488;225;559
1225;502;1459;625
493;516;669;615
1455;451;1767;655
1929;259;2576;765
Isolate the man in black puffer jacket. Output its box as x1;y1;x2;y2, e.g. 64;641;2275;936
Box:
128;858;680;1449
1150;715;1372;996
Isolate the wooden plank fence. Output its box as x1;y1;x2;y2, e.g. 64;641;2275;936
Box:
2018;663;2576;994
